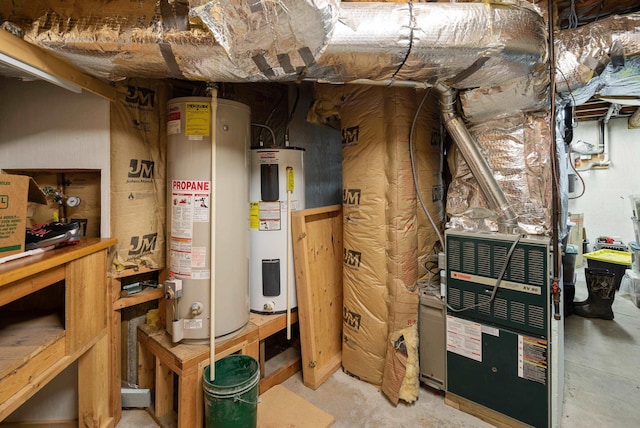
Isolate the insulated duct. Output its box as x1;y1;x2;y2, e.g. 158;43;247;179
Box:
0;1;547;87
307;2;547;89
435;82;519;234
555;12;640;97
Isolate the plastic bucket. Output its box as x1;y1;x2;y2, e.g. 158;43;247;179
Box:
203;355;260;428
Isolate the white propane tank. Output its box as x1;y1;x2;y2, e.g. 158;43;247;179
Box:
250;147;305;313
166;97;250;343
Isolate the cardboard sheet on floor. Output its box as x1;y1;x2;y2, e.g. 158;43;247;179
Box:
258;385;334;428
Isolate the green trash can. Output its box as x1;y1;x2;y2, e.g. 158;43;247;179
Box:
203;355;260;428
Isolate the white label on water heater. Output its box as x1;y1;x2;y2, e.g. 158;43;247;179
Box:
259;201;281;231
167;107;180;135
193;193;210;222
170;249;192;275
191;246;206;268
184;319;203;330
191;269;210;280
258;151;279;164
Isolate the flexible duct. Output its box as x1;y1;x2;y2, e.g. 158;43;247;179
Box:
435;82;519;234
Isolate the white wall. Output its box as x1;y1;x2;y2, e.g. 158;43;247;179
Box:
568;116;640;246
0;77;110;422
0;77;111;236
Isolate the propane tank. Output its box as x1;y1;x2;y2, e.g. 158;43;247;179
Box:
165;96;250;343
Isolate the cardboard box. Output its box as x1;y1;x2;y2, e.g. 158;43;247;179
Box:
0;174;47;257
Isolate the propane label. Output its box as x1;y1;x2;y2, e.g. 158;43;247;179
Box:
171;181;210;227
518;335;548;385
184;319;203;330
185;102;210;136
259;201;281;231
170;180;211;275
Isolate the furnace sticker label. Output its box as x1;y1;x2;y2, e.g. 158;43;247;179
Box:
446;315;482;362
518;335;548;385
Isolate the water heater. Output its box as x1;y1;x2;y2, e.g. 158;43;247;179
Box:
250;147;305;313
166;97;250;343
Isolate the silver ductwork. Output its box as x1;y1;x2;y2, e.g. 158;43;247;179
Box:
307;2;547;89
435;82;519;234
0;1;547;86
555;12;640;99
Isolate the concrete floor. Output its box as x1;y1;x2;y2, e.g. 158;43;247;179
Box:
117;266;640;428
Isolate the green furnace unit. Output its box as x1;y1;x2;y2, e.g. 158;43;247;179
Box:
445;229;552;428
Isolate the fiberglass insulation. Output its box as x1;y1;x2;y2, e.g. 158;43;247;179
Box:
312;84;443;396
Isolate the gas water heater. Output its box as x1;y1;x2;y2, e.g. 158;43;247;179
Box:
165;97;250;343
249;147;305;313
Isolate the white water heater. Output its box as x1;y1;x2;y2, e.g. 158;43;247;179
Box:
166;96;250;343
250;147;305;313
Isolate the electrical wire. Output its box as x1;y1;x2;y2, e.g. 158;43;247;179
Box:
568;0;579;29
445;234;522;313
567;144;586;199
409;87;445;250
251;123;277;147
256;89;286;145
285;85;300;144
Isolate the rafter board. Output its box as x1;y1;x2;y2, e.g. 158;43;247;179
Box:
0;29;115;101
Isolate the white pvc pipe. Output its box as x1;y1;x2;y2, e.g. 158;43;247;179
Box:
286;167;293;340
209;87;219;381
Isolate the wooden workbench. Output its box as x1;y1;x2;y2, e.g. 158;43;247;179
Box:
0;238;117;426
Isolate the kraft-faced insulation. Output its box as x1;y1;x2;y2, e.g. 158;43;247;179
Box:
110;78;168;273
313;84;443;396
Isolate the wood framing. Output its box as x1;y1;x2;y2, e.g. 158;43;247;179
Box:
0;238;117;426
291;205;343;390
0;29;116;101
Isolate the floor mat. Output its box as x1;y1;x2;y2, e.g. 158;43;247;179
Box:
258;385;334;428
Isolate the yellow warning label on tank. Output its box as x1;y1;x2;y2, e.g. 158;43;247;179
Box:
249;202;260;229
185;102;210;136
287;167;294;192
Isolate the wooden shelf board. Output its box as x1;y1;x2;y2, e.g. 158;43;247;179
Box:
113;287;164;310
0;238;117;287
0;313;65;379
250;311;299;340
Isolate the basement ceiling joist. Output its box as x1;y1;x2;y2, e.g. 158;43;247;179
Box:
554;0;640;29
574;97;638;121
